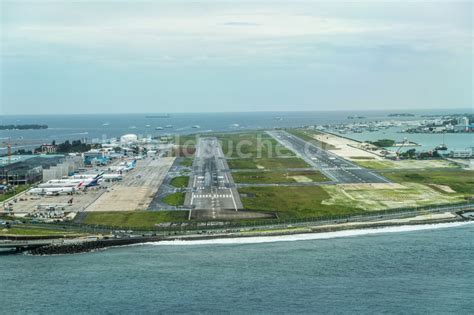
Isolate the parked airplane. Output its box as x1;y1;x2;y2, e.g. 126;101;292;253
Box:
43;173;104;187
126;159;137;170
108;159;136;173
71;173;121;181
29;182;84;195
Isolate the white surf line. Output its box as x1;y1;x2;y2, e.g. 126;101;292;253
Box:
149;221;474;246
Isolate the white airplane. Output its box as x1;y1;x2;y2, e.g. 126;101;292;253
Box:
108;159;136;173
29;182;84;195
43;173;104;186
71;172;122;181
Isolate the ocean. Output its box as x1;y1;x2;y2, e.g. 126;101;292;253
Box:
1;108;471;154
1;223;473;313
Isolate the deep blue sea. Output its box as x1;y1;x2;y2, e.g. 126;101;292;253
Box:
1;108;471;153
1;223;473;314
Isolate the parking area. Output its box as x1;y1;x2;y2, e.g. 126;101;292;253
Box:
85;157;175;211
6;184;110;215
4;156;175;217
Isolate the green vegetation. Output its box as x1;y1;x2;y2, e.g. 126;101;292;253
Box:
83;211;188;228
240;181;466;220
228;157;309;170
367;139;395;148
0;227;81;236
170;176;190;188
162;192;186;206
233;170;328;184
219;132;295;158
175;135;198;146
355;160;395;170
54;140;91;153
286;129;337;150
323;183;465;210
350;156;375;160
354;158;459;170
382;169;474;195
0;185;30;202
180;157;194;167
221;132;309;169
171;146;195;157
239;186;357;219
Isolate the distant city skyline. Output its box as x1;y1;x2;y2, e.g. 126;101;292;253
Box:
1;0;472;115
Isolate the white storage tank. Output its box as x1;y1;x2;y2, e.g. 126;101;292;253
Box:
120;134;138;144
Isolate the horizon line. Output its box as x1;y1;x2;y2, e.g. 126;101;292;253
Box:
1;107;472;116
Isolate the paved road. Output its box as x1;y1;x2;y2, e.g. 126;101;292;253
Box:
185;137;243;213
268;130;390;184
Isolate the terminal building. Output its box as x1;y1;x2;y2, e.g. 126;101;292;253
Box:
449;149;473;159
0;155;83;185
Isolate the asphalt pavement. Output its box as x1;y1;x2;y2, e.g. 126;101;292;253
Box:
268;130;390;184
185;137;243;213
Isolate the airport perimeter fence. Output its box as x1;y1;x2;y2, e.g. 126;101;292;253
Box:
33;200;474;235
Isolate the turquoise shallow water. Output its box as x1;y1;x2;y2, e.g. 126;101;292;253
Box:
1;223;473;313
1;108;470;154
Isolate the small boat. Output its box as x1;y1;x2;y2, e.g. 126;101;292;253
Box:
155;126;164;130
165;125;173;128
145;125;151;128
129;126;137;129
231;123;240;127
435;144;448;151
102;122;110;126
192;125;200;129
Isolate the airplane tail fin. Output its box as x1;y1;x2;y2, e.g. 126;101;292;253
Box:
86;177;100;187
94;171;105;179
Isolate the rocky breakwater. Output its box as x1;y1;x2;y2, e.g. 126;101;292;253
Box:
28;236;161;255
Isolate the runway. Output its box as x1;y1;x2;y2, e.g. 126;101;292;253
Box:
185;137;243;213
268;130;390;184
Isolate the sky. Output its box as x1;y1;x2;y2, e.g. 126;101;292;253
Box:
0;0;472;115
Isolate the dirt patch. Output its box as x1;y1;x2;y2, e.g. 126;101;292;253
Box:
429;184;456;193
289;175;312;183
339;183;407;190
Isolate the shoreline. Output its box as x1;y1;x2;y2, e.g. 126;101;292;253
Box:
21;212;472;255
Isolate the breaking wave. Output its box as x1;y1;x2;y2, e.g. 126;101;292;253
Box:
147;221;473;246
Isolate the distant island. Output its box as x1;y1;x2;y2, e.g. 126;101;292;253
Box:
388;113;415;117
0;124;48;130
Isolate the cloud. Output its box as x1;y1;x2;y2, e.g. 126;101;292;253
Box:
1;1;471;66
222;22;261;26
